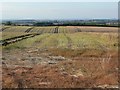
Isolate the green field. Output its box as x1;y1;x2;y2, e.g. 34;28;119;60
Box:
2;26;118;52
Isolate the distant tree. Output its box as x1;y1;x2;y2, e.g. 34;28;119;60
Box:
5;21;12;25
33;22;53;26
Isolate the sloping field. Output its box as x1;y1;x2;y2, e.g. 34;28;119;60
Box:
1;26;57;40
1;26;119;88
3;32;118;51
1;26;118;41
1;26;118;33
2;32;30;40
76;26;118;33
1;26;31;32
29;26;57;33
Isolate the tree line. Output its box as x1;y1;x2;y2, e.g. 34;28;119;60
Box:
2;21;118;27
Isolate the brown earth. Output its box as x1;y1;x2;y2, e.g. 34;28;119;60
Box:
2;48;119;88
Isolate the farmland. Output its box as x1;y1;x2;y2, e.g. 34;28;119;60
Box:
1;26;119;88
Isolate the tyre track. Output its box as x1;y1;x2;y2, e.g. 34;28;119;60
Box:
95;40;108;54
63;28;72;48
76;27;81;32
25;27;34;33
33;27;56;47
0;27;11;32
0;33;41;46
53;26;59;33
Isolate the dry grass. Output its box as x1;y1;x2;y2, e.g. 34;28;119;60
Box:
2;26;119;88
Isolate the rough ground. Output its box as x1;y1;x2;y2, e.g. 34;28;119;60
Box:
2;48;118;88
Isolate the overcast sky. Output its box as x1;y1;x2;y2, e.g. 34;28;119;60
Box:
1;2;118;20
